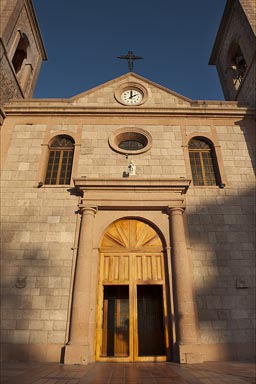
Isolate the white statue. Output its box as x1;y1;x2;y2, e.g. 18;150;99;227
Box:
128;160;136;175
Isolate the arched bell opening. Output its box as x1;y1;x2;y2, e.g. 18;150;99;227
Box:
12;33;30;74
95;217;173;362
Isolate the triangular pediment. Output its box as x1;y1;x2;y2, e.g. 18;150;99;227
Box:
70;72;192;108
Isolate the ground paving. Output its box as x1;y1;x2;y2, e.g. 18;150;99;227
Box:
0;361;255;384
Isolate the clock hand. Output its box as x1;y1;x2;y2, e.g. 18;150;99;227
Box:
129;90;133;99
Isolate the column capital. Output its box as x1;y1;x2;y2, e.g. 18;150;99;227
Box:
79;205;98;216
167;206;185;216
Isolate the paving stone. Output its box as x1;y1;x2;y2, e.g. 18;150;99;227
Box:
1;361;255;384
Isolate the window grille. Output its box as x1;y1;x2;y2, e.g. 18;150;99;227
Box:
119;140;144;151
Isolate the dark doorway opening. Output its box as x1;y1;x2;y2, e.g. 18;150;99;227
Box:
137;285;165;356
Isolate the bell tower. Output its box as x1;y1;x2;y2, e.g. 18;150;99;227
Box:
0;0;47;108
209;0;256;106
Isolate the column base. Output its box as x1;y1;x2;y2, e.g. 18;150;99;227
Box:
64;344;92;365
178;343;204;364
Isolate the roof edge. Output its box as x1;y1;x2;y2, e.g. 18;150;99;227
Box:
27;0;47;60
209;0;234;65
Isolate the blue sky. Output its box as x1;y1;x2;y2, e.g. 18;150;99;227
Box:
33;0;226;100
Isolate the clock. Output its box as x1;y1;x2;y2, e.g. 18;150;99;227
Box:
114;82;148;106
121;88;143;105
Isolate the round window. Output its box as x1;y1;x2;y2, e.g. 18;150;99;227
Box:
109;128;152;155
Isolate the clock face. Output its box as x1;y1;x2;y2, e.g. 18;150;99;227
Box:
121;89;143;105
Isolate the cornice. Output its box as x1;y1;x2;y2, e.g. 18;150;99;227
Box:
74;178;190;192
2;103;254;119
74;178;191;209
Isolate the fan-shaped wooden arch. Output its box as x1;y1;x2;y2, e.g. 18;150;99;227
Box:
100;219;162;252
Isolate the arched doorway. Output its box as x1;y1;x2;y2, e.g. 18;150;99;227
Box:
95;218;170;362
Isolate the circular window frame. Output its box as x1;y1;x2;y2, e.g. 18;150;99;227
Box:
114;82;148;106
109;128;152;155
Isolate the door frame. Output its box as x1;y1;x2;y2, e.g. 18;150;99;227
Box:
95;253;169;362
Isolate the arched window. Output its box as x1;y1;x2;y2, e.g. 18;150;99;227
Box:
44;136;74;185
188;137;219;186
12;33;30;73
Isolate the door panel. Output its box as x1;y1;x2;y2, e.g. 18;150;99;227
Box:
137;285;165;356
102;286;129;357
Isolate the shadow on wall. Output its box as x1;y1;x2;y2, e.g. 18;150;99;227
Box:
0;233;70;362
235;115;256;175
0;238;40;361
186;185;255;361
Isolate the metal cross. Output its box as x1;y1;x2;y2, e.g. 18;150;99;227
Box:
117;50;144;72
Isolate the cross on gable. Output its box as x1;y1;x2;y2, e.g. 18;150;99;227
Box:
117;51;144;71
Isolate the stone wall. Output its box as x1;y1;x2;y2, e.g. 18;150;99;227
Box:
0;46;23;105
0;0;20;36
0;106;255;361
239;0;256;33
0;120;78;360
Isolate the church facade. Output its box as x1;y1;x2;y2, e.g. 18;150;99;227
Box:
0;0;255;364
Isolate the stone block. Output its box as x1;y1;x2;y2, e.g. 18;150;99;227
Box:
29;330;47;344
20;296;33;309
46;296;61;309
47;216;60;224
47;331;65;344
32;296;46;309
212;320;227;329
49;310;67;321
46;232;61;242
53;321;66;331
16;320;29;330
231;310;248;319
1;320;16;330
29;320;44;330
60;232;74;243
206;295;222;309
47;277;62;288
64;344;89;365
13;330;30;344
221;295;238;309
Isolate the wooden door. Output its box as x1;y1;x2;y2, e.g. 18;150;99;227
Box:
96;219;170;362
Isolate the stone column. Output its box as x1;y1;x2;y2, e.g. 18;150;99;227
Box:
168;207;202;363
64;206;97;365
